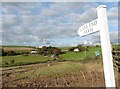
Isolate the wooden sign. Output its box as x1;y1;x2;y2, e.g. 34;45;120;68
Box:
78;19;99;36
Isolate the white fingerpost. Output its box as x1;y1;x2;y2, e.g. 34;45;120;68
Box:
97;5;116;87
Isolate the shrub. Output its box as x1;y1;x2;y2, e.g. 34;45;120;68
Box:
10;59;15;64
5;61;8;65
2;49;7;56
77;45;86;52
53;48;61;58
68;47;75;51
96;45;99;47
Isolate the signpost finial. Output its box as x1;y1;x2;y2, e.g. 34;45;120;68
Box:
97;5;107;9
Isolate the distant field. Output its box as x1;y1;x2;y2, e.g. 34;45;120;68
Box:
59;47;71;50
2;45;35;48
1;45;35;53
3;45;119;67
2;55;54;67
2;46;101;67
61;46;101;61
3;48;34;52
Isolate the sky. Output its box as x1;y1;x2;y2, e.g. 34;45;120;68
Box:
1;1;119;47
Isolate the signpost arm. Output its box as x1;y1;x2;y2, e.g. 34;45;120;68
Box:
97;5;116;87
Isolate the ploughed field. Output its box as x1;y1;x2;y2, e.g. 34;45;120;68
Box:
2;46;35;53
2;61;119;87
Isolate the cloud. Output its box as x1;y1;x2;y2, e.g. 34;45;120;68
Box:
107;7;118;20
88;31;118;44
2;2;42;15
41;8;59;16
56;2;87;10
80;8;97;22
2;2;118;46
110;31;118;44
2;15;17;25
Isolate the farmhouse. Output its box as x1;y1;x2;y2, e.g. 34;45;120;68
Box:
31;50;37;54
36;46;43;48
74;48;79;52
36;45;50;48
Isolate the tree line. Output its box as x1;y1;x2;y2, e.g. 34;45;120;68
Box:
1;49;30;56
36;46;62;58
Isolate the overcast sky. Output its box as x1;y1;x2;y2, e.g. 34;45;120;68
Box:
1;1;119;46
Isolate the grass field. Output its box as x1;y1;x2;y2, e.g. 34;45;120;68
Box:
59;47;71;50
2;55;54;67
61;46;101;61
1;46;101;67
4;45;120;68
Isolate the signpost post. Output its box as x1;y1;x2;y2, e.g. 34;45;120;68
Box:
97;5;115;88
78;5;116;88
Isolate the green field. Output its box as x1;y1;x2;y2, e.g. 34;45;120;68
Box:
1;46;102;67
112;45;120;49
59;46;71;50
61;46;101;61
2;55;54;67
